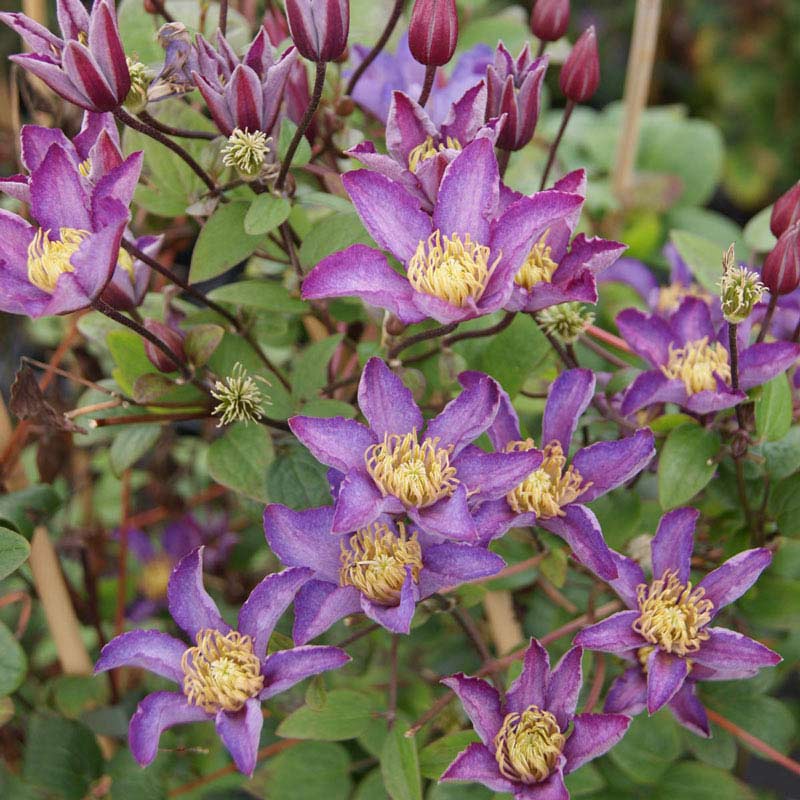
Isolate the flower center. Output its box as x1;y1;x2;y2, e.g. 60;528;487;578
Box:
365;429;458;508
660;336;731;394
182;629;264;713
407;135;462;173
514;231;558;290
494;706;565;784
27;227;90;293
656;282;709;313
633;570;713;657
339;521;423;605
505;440;588;519
407;231;499;307
138;555;172;601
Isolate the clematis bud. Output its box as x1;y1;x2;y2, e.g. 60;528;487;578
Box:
770;180;800;238
762;223;800;296
285;0;349;63
530;0;570;43
408;0;458;67
559;26;599;103
143;320;187;373
263;5;290;46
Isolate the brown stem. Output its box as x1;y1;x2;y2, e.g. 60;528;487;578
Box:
113;107;216;192
138;110;218;141
388;322;459;360
445;312;515;345
579;334;630;369
583;653;606;712
756;293;778;343
218;0;228;36
345;0;405;97
449;603;505;701
115;471;131;637
540;100;574;190
147;0;175;23
536;39;547;58
418;65;437;107
335;622;381;648
276;61;326;191
90;411;210;427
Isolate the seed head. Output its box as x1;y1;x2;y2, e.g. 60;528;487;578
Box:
719;249;765;324
221;129;271;180
124;58;151;113
210;363;270;427
537;302;594;344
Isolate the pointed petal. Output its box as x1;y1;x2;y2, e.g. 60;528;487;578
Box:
646;650;689;713
421;542;505;593
215;699;263;776
506;638;550;713
540;505;618;580
697;548;772;617
459;371;522;450
9;53;93;109
61;40;117;110
358;357;423;437
30;143;91;231
386;90;436;162
453;445;542;502
331;469;386;533
670;296;716;344
167;547;229;641
360;568;418;633
738;342;800;391
541;369;595;449
410;485;479;542
546;646;584;729
288;414;376;474
229;64;264;132
620;371;687;417
20;124;74;172
517;770;569;800
261;645;350;699
440;743;517;793
603;667;647;716
616;308;674;366
292;580;361;644
668;681;710;738
650;508;699;584
87;0;129;100
692;628;781;672
94;629;185;683
573;611;643;653
608;553;646;610
58;0;90;40
563;713;631;773
440;673;504;746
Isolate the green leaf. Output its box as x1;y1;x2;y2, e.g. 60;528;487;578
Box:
276;689;380;740
189;201;266;283
419;731;479;780
0;527;30;580
23;714;103;800
268;742;351;800
539;547;568;587
300;398;358;419
669;229;726;293
608;711;682;784
354;768;389;800
761;426;800;479
208;422;274;502
267;446;332;508
184;324;225;367
658;425;721;510
564;763;605;797
208;279;308;314
652;762;752;800
476;315;550;397
755;373;792;442
109;425;161;477
0;485;61;539
0;622;27;698
683;723;737;770
108;329;158;394
50;675;109;719
738;575;800;629
278;119;312;168
292;334;344;401
381;725;422;800
244;193;291;235
767;474;800;537
743;205;776;254
298;212;374;268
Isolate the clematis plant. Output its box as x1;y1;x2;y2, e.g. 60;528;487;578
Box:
95;548;349;775
441;639;631;799
575;508;780;726
263;505;504;639
303;138;583;324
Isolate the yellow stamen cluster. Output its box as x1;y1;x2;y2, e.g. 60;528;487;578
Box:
656;282;709;313
117;248;137;286
407;135;461;173
27;227;89;293
78;158;93;178
515;231;558;290
407;231;499;307
365;430;458;508
506;440;588;518
494;706;565;784
660;337;731;395
221;128;271;180
138;555;173;601
633;570;713;657
182;629;264;713
339;521;423;605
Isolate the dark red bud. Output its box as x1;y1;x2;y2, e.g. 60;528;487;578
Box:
530;0;570;43
285;0;349;63
263;6;290;46
770;180;800;238
559;26;599;103
143;320;186;373
408;0;458;67
762;223;800;296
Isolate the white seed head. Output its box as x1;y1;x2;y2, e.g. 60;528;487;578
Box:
210;362;271;426
221;128;271;180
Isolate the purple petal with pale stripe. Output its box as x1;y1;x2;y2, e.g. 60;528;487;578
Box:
616;308;674;366
167;547;229;641
360;568;418;633
541;369;595;449
292;580;362;644
646;649;689;713
697;548;772;617
441;673;504;745
573;611;643;653
670;296;716;344
546;646;584;729
620;371;688;417
692;628;781;672
603;667;647;716
440;742;517;793
668;681;710;738
288;414;375;474
563;713;631;773
650;507;699;584
94;629;185;683
215;699;263;775
506;638;549;713
358;357;423;437
452;445;542;502
261;645;350;698
331;469;386;533
410;485;479;542
738;341;800;391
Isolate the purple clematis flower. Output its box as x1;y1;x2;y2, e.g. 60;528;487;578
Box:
289;357;542;542
0;132;141;318
193;29;296;137
95;548;349;775
263;505;504;641
485;43;548;152
303;138;583;325
441;639;631;799
617;296;800;416
470;368;654;580
575;508;780;723
348;33;492;126
498;169;626;313
1;0;130;112
349;83;503;211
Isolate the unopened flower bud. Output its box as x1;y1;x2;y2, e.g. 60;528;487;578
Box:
211;363;271;427
263;5;290;46
124;58;151;114
770;180;800;238
285;0;349;63
720;259;765;324
221;128;271;179
143;320;186;373
408;0;458;67
762;223;800;296
537;302;594;344
531;0;570;43
559;26;599;103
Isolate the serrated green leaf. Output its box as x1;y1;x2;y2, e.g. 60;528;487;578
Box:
658;425;721;510
755;373;792;442
189;201;266;283
277;689;380;740
0;527;30;580
208;422;274;502
244;193;291;235
381;725;422;800
267;446;332;508
208;280;307;313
